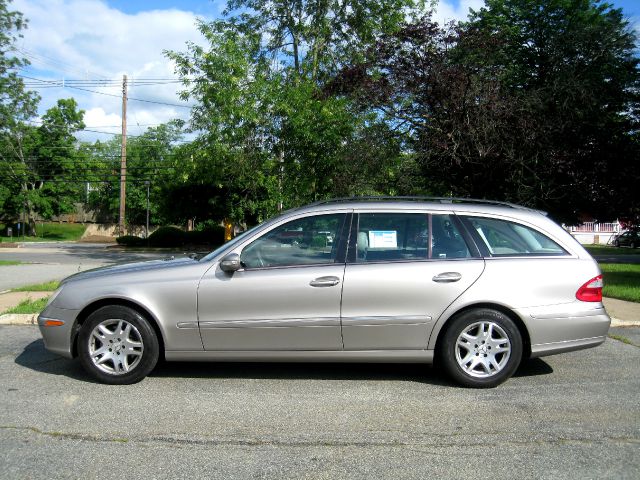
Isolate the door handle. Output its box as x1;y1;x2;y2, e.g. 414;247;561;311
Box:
310;276;340;287
432;272;462;283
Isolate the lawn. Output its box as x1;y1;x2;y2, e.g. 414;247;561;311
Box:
12;281;60;292
2;297;49;315
600;263;640;303
0;222;86;243
585;244;640;256
0;260;21;266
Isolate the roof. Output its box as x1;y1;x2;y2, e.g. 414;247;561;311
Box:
287;197;547;217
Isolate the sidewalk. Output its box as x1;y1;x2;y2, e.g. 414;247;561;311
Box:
0;291;51;325
602;297;640;326
0;290;638;326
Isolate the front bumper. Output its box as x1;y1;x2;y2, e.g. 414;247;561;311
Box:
37;306;81;359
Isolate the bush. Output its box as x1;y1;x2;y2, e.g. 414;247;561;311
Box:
185;224;226;246
116;235;146;246
147;226;186;247
116;225;226;248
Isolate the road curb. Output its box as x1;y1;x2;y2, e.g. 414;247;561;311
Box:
610;317;640;327
0;313;38;325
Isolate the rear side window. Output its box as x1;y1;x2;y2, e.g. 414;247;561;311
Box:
353;213;472;262
462;216;567;256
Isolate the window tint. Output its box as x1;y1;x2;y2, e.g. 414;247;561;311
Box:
463;216;567;256
431;215;471;259
241;214;345;268
354;213;470;262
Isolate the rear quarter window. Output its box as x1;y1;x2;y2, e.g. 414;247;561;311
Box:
461;216;568;257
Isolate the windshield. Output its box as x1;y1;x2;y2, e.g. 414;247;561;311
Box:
199;223;265;262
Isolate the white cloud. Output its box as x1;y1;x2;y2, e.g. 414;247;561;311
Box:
432;0;484;25
13;0;208;141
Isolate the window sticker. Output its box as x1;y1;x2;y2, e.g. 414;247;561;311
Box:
369;230;398;248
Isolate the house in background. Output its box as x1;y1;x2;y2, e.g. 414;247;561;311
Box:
565;221;622;245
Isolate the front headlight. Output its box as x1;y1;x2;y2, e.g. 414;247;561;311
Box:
45;286;64;308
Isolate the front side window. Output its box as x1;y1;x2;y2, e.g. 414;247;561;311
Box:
462;216;567;256
354;213;471;262
241;214;346;269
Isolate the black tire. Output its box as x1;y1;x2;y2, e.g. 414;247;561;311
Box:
78;305;159;385
631;242;636;249
439;309;523;388
614;240;620;247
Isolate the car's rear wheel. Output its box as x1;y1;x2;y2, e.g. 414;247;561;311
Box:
78;305;159;384
439;309;523;388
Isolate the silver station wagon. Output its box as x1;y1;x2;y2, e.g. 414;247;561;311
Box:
38;198;610;387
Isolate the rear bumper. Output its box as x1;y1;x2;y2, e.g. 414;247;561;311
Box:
530;335;606;358
517;304;610;358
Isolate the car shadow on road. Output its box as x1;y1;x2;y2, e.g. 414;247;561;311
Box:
150;360;456;385
14;339;97;383
514;358;554;377
15;339;553;386
150;357;553;384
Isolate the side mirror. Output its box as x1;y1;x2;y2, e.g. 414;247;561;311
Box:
220;253;241;273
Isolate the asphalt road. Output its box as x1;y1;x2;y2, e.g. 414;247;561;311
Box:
1;325;638;479
0;243;195;291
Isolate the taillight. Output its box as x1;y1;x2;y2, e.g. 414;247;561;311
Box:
576;275;603;302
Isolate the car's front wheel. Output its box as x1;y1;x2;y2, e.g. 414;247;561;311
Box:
439;309;523;388
78;305;159;384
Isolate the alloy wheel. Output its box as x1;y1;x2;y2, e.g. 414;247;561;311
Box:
88;319;144;375
454;321;511;378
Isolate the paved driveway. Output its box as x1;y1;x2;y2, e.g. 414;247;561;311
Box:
1;325;638;479
0;243;191;290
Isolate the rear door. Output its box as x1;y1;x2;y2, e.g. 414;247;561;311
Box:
340;211;485;350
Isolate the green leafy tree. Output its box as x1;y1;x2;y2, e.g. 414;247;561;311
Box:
333;1;640;223
86;122;184;230
0;0;40;226
27;99;86;222
167;0;422;225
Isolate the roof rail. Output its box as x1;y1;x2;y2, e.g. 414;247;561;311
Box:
304;196;546;214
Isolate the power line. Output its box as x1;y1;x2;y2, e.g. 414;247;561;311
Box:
17;75;195;109
15;47;111;80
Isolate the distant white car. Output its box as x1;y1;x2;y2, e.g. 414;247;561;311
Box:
38;197;610;387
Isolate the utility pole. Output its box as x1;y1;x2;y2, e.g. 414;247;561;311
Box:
278;149;284;212
118;74;128;235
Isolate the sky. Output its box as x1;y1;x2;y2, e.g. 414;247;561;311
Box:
11;0;640;143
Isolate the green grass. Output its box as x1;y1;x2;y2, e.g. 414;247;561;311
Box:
608;333;636;346
11;281;60;292
0;222;86;243
585;244;640;256
2;297;49;315
600;263;640;303
0;260;21;266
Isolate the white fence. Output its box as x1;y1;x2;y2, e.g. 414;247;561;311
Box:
565;221;622;245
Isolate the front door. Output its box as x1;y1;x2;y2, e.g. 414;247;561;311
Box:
197;213;349;351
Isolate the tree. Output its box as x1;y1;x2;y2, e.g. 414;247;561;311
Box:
333;1;640;223
86;122;184;229
457;0;640;222
0;0;40;226
167;1;422;225
28;99;85;221
224;0;423;81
